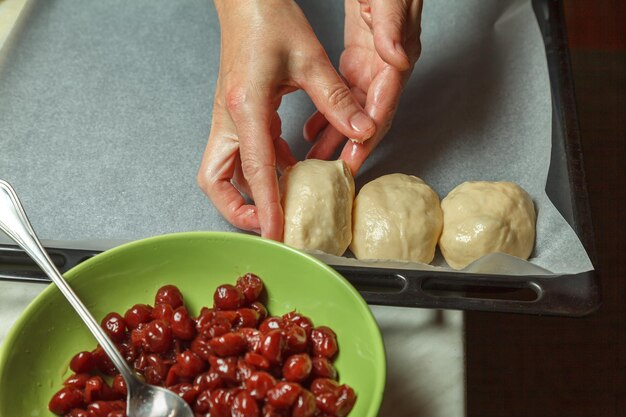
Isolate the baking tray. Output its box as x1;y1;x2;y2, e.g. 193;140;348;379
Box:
0;0;599;317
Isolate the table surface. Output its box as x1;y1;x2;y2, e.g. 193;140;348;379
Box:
0;2;465;416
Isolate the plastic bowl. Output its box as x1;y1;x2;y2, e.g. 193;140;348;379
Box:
0;232;385;416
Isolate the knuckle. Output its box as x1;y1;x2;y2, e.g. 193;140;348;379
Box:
326;83;353;110
196;169;216;194
224;86;248;114
223;81;272;116
241;157;275;183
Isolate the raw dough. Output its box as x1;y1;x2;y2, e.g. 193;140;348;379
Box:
280;159;355;256
350;174;443;264
439;181;536;269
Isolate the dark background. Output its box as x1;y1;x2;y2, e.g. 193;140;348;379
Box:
466;1;626;415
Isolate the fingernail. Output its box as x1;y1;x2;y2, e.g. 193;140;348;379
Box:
348;137;364;144
349;112;375;135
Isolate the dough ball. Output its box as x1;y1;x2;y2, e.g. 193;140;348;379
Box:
280;159;355;256
439;181;536;269
350;174;443;264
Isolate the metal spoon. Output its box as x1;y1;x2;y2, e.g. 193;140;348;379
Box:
0;180;193;417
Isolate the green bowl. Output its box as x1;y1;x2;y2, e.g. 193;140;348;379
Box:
0;232;385;416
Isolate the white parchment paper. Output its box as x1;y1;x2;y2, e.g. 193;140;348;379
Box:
0;0;593;275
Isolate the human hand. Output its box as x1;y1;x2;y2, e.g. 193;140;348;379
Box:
197;0;376;240
304;0;423;175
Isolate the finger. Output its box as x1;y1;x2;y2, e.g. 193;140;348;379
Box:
339;140;373;177
370;0;411;70
306;124;346;161
211;179;261;233
366;65;405;137
226;89;283;241
340;66;404;175
234;131;294;196
274;136;297;173
270;112;282;139
339;48;375;95
297;54;376;142
197;134;261;233
232;154;252;199
271;112;296;173
357;0;373;29
307;87;366;160
303;110;329;142
350;85;368;107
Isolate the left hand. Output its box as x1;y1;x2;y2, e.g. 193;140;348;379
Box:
197;0;375;240
303;0;423;175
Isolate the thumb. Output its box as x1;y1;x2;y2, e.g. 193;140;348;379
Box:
370;0;411;70
297;55;376;142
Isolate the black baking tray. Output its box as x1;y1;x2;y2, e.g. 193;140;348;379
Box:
0;0;599;317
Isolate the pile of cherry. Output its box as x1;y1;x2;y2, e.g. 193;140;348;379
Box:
48;273;356;417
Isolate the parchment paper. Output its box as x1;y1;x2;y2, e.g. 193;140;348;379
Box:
0;0;593;275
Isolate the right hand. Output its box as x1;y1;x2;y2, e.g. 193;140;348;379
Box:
197;0;376;241
304;0;423;175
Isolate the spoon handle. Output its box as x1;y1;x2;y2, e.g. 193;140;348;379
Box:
0;180;137;384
